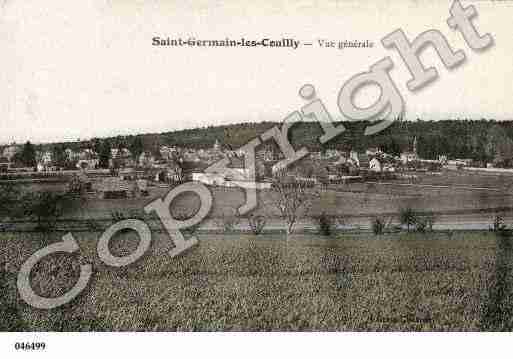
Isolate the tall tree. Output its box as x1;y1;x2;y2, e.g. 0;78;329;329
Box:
19;141;37;167
486;125;513;166
129;136;144;162
268;175;319;236
21;191;73;232
117;138;126;152
90;138;102;154
98;140;111;169
52;144;67;168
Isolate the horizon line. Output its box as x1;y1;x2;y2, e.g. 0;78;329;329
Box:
1;117;512;147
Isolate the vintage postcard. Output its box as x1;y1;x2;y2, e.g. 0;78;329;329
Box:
1;0;513;356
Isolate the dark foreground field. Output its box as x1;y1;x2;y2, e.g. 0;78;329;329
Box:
2;231;513;331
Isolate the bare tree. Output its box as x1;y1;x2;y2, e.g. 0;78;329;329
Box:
246;214;267;235
268;175;319;237
399;207;417;233
22;191;75;232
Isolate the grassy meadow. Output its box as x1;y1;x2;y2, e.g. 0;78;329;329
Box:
17;170;513;222
2;230;513;331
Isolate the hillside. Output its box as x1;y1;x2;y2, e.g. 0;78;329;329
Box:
16;118;513;164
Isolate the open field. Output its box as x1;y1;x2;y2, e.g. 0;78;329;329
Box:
4;169;513;234
2;231;513;331
5;182;513;232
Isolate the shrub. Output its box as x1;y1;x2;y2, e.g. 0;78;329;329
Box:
490;215;509;236
398;208;437;233
22;191;74;232
311;212;341;236
399;207;417;232
246;214;267;235
371;216;390;235
423;211;436;231
491;215;506;232
415;217;428;233
415;211;436;233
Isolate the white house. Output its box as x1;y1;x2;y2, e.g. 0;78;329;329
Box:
2;145;20;161
36;150;53;172
350;150;369;168
369;157;382;172
400;151;417;164
138;151;155;167
192;172;226;186
0;157;10;172
75;149;99;170
65;148;79;162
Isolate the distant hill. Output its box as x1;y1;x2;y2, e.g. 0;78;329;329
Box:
18;118;513;164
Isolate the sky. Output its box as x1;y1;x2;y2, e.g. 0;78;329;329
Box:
0;0;512;144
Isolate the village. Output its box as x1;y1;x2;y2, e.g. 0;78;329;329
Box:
1;134;512;201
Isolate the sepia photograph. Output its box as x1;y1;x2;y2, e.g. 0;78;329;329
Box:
1;0;513;357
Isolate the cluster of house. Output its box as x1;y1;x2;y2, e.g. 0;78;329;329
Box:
4;135;495;191
0;137;423;176
189;137;500;187
0;144;100;172
4;134;512;202
0;145;19;172
190;141;413;187
0;143;173;172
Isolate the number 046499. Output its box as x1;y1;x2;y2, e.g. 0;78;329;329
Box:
14;342;46;351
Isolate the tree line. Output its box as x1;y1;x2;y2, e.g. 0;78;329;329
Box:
6;119;513;168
